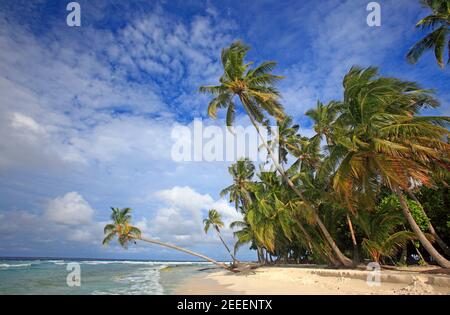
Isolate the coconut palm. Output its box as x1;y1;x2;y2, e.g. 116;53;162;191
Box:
329;66;450;267
230;218;265;262
305;101;339;145
407;0;450;68
220;158;255;213
355;204;416;263
306;101;360;264
268;116;301;165
103;207;229;270
200;41;353;266
204;209;237;262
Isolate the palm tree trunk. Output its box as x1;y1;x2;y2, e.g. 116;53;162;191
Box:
240;98;352;267
137;236;230;270
216;229;237;263
407;190;450;257
256;246;263;263
346;214;359;265
293;217;338;265
314;212;353;267
394;189;450;268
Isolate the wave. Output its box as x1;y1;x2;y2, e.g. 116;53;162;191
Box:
76;260;214;266
0;263;31;268
92;267;164;295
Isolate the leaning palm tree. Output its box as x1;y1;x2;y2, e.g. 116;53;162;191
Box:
220;158;256;213
203;209;237;263
406;0;450;68
329;66;450;267
103;207;229;270
200;41;353;266
306;101;359;264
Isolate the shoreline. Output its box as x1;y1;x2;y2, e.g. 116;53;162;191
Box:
174;266;450;295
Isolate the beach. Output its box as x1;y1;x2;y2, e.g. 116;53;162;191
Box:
175;266;450;295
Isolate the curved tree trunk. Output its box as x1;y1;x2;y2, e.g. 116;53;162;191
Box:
215;228;237;263
240;98;352;267
314;212;353;267
394;189;450;268
137;236;230;270
407;190;450;257
294;216;339;265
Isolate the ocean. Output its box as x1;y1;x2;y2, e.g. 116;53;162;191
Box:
0;258;216;295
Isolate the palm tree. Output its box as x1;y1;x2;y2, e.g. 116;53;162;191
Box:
200;41;353;266
203;209;237;262
230;218;265;262
355;205;416;264
305;101;339;146
407;0;450;68
268;116;301;165
329;66;450;267
220;158;255;213
306;101;359;264
103;207;229;270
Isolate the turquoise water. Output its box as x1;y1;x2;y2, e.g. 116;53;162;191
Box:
0;258;214;295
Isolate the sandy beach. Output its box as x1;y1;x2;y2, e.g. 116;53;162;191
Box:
175;266;450;295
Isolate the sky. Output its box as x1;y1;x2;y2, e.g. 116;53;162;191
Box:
0;0;448;261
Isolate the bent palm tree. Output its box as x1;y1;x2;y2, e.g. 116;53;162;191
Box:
103;207;229;270
329;66;450;267
204;209;237;262
306;101;359;264
200;41;353;266
407;0;450;68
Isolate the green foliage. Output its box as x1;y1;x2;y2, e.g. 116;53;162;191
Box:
417;180;450;241
407;0;450;68
203;209;224;234
355;201;415;262
102;207;141;248
201;41;450;266
378;195;430;231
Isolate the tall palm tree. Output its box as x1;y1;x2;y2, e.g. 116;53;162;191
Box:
220;158;255;213
407;0;450;68
306;101;359;264
203;209;237;262
200;41;353;266
103;207;229;270
329;66;450;267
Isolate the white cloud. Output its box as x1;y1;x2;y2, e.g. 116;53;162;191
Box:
154;186;214;211
142;186;241;247
45;192;94;225
280;0;417;117
11;113;46;134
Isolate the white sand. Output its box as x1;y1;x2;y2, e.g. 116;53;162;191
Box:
175;266;450;295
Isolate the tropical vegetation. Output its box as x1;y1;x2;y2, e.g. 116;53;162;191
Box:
201;41;450;268
407;0;450;68
103;1;449;270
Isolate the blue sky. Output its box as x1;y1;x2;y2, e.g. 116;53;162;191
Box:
0;0;448;261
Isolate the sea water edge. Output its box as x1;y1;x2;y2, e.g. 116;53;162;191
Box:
0;257;219;295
